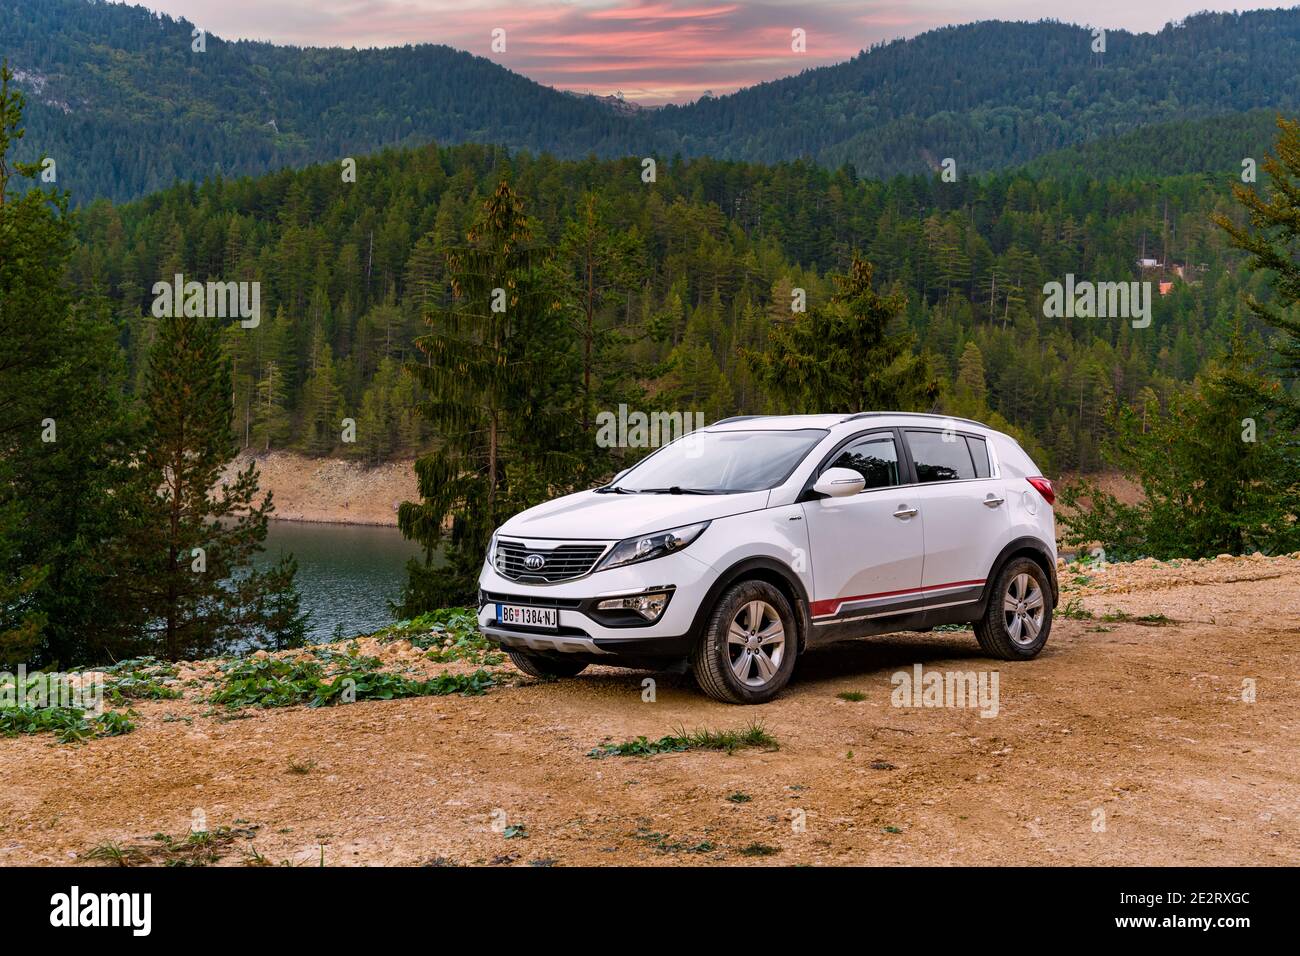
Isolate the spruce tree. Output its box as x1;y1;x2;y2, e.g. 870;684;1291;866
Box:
1215;116;1300;429
1059;329;1300;559
398;180;580;611
745;255;938;413
0;65;135;667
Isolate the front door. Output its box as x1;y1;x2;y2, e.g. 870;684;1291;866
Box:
801;430;924;641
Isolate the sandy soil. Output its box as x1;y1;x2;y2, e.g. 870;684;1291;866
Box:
220;452;417;526
2;554;1297;867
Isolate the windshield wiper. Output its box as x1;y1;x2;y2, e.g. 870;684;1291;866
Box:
594;485;632;494
634;486;723;495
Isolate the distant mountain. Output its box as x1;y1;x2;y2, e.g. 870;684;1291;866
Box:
2;0;646;201
647;12;1300;177
6;0;1300;202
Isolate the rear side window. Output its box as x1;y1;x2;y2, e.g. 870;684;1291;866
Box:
826;434;900;490
965;436;991;478
905;430;976;482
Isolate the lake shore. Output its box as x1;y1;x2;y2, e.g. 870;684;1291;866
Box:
221;452;1144;530
220;451;418;527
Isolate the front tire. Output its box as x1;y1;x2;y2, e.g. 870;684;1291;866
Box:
691;580;798;704
506;649;588;679
974;557;1053;659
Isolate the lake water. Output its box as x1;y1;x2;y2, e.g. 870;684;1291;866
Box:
259;520;427;641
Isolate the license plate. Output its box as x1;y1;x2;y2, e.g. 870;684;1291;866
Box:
497;604;558;630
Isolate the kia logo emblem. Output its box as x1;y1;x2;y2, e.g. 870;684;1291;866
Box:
524;554;546;571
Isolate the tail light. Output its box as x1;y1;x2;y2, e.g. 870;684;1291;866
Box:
1027;476;1055;506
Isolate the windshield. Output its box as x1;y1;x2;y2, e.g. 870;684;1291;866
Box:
607;429;827;494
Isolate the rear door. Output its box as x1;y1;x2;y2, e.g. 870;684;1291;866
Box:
901;428;1010;612
800;429;925;639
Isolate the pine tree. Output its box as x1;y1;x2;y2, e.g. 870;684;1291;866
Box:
110;310;306;660
299;329;342;455
744;255;938;413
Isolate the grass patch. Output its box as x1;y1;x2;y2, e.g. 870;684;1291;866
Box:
632;828;716;855
86;825;260;867
209;651;495;709
836;690;867;702
286;757;317;775
726;791;752;803
737;842;779;857
375;608;503;664
588;722;777;759
1058;598;1094;620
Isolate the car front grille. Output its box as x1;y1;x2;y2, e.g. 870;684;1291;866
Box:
495;540;608;583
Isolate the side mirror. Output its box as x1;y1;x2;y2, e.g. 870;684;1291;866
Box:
813;467;865;498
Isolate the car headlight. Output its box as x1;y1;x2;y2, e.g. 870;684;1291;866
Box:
595;521;709;572
486;531;499;571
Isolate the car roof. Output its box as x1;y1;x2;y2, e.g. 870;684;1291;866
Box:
707;412;998;435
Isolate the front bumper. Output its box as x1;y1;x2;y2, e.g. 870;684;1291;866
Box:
476;545;714;662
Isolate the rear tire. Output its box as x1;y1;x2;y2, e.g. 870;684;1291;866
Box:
690;580;798;704
974;557;1052;660
506;649;588;679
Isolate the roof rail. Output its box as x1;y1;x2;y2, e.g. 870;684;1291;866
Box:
710;415;765;426
841;411;986;428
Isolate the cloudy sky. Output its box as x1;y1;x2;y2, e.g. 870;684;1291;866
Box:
140;0;1290;103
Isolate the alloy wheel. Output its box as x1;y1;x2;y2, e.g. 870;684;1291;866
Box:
726;600;786;687
1003;572;1045;645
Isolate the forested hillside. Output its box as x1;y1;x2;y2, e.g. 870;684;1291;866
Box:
648;12;1300;176
71;140;1276;474
7;0;1300;201
2;0;640;202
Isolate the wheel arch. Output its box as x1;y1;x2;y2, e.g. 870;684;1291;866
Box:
981;536;1059;613
689;556;812;653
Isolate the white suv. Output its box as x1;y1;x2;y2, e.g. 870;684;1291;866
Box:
478;412;1058;704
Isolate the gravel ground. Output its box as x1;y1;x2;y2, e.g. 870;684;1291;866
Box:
2;553;1297;867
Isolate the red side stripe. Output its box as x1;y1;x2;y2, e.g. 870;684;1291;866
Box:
810;579;985;618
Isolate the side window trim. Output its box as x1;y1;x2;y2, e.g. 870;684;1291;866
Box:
801;427;912;499
801;425;1002;500
834;432;904;494
900;426;1002;485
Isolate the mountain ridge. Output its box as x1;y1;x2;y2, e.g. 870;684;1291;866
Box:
7;0;1300;201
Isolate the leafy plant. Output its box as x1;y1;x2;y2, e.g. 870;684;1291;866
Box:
0;705;135;743
210;652;495;709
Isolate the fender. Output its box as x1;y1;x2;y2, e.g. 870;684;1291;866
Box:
687;555;812;652
977;535;1059;616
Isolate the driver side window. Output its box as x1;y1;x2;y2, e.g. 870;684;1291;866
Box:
825;434;900;491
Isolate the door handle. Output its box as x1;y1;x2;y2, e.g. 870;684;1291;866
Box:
983;495;1005;508
893;506;918;518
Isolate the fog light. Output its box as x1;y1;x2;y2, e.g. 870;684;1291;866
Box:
597;591;670;621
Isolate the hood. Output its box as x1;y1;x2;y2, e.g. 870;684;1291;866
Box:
497;488;771;541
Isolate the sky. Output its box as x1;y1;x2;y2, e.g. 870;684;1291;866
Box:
139;0;1293;104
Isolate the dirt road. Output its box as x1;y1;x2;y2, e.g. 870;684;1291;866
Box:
2;554;1297;866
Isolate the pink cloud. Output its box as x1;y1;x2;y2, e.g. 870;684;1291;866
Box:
140;0;1288;104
